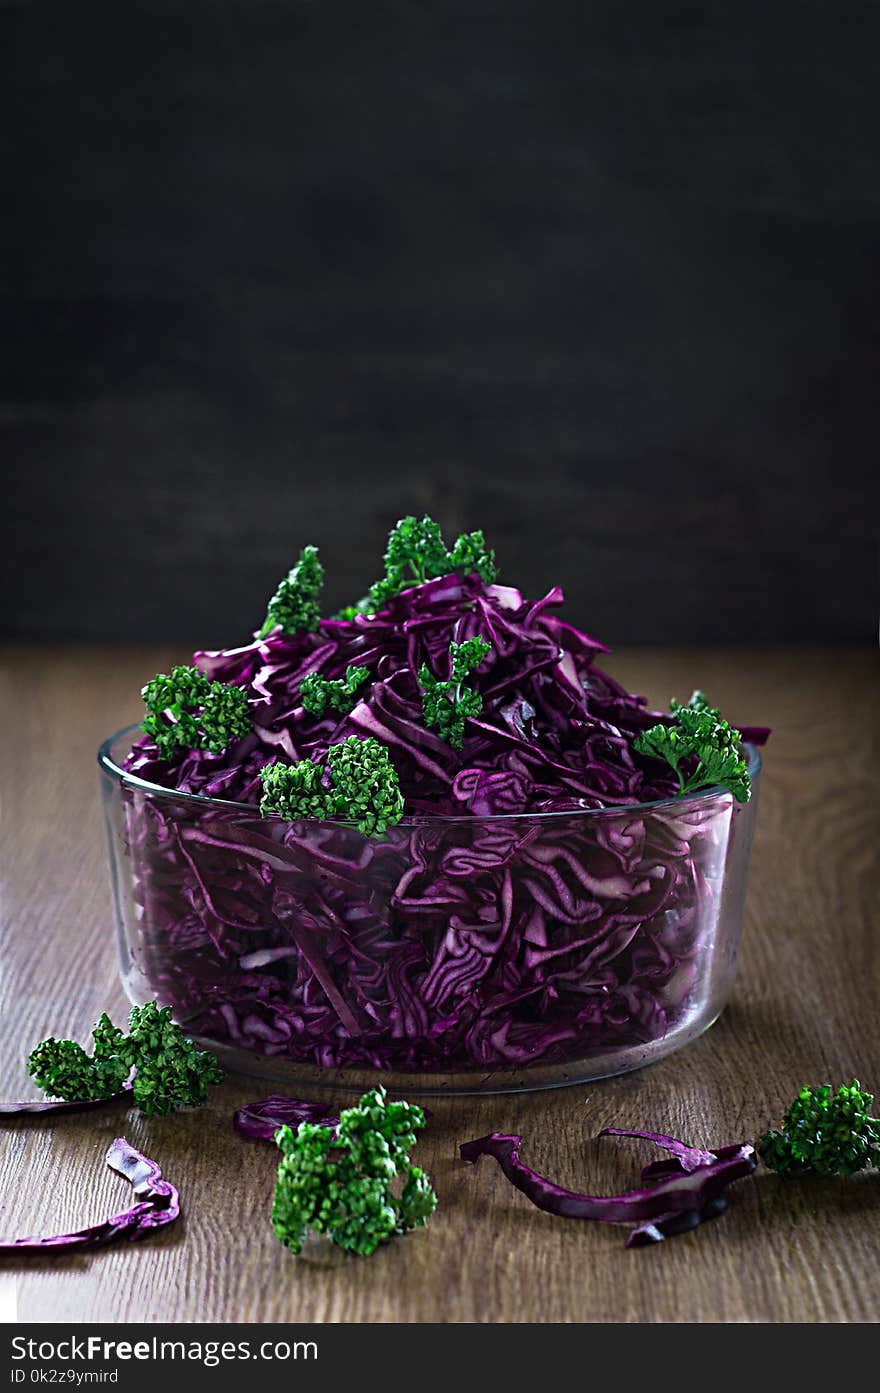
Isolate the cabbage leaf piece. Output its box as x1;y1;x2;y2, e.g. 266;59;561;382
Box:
234;1094;341;1141
0;1138;179;1253
460;1127;756;1247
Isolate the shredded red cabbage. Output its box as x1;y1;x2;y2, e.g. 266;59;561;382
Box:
115;572;767;1077
0;1138;179;1253
460;1128;756;1246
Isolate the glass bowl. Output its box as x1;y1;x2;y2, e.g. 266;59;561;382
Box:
98;726;761;1095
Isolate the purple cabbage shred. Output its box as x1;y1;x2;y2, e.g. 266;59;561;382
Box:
233;1093;433;1140
0;1086;132;1118
0;1138;179;1253
460;1128;756;1246
234;1095;341;1140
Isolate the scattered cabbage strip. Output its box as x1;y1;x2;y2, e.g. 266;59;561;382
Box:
0;1138;179;1254
234;1093;432;1141
0;1086;131;1117
234;1095;341;1141
460;1128;756;1247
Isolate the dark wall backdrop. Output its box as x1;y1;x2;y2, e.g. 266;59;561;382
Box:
4;1;878;647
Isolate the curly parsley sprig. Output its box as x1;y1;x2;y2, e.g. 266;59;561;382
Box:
338;516;497;618
27;1030;129;1104
300;664;370;718
28;1003;224;1115
271;1086;437;1257
260;544;324;639
418;636;492;749
259;735;404;835
141;665;251;760
759;1080;880;1178
634;690;751;803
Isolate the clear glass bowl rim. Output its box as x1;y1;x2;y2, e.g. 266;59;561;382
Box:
97;723;762;829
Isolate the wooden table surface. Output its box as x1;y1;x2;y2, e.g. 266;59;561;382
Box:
1;645;877;1324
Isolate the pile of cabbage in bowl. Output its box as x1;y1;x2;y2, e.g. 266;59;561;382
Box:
119;519;767;1078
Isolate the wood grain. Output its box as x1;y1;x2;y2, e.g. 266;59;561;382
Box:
1;644;877;1323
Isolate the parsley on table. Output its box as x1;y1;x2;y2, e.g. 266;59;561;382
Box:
759;1080;880;1177
28;1003;224;1115
271;1086;437;1257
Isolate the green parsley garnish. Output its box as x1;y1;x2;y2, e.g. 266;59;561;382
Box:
300;664;370;718
260;544;324;639
28;1002;224;1115
141;664;251;760
418;636;492;749
259;735;404;835
759;1080;880;1178
634;690;750;802
271;1086;437;1257
339;515;497;618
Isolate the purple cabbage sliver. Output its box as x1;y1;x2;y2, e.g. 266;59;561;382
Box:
597;1126;717;1172
0;1086;132;1118
0;1138;179;1254
234;1096;340;1140
459;1130;756;1246
233;1093;433;1141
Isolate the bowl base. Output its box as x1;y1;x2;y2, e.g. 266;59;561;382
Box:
192;1007;725;1097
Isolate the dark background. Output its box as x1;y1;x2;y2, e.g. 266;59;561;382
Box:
3;1;877;648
